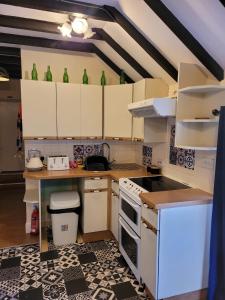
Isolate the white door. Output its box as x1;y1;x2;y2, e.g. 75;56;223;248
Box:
21;80;57;138
141;221;159;299
80;85;103;138
133;80;145;140
111;193;119;240
104;84;133;139
82;190;108;233
56;83;81;138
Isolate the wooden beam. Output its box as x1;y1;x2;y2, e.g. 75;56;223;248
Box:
0;46;20;57
94;28;152;78
219;0;225;7
0;0;114;22
144;0;224;81
0;55;21;65
104;5;178;81
0;33;133;82
92;45;134;83
0;63;21;79
0;14;102;40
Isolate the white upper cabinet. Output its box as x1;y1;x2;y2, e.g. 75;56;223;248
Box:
80;85;103;139
56;83;81;138
104;84;133;139
21;80;57;138
133;79;169;141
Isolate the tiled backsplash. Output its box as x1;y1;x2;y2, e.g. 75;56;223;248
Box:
73;144;103;164
169;125;195;170
142;145;152;166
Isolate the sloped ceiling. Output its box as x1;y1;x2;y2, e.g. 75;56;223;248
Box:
0;0;224;84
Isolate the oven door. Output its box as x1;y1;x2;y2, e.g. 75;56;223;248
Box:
119;216;141;281
119;191;141;236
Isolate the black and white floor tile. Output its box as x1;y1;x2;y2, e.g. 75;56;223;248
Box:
0;240;149;299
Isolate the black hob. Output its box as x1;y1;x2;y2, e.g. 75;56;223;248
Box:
130;176;190;192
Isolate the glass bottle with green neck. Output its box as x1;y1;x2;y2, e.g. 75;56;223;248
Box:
31;63;38;80
63;68;69;83
120;70;126;84
82;69;88;84
46;65;52;82
100;71;106;86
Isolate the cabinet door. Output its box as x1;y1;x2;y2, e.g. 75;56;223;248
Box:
82;190;108;233
104;84;133;139
21;80;57;138
56;83;81;138
111;193;119;241
80;85;103;138
141;221;159;299
133;80;145;140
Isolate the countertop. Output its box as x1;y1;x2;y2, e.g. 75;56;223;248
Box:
23;166;148;181
140;188;213;209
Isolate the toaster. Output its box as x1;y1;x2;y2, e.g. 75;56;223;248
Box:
47;156;70;171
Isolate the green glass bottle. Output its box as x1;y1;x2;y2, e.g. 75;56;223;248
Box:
82;69;88;84
46;66;52;82
63;67;69;83
120;69;126;84
31;63;38;80
100;71;106;86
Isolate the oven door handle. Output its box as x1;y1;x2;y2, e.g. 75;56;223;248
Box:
120;193;140;209
119;217;139;240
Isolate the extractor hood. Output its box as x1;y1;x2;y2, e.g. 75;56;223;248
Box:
128;97;176;118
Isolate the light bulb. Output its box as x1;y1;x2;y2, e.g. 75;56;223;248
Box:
83;28;95;39
58;22;72;38
71;17;88;34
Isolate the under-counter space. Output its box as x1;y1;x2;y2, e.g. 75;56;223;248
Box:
140;188;212;209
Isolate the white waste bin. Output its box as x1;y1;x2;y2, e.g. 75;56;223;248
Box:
49;191;80;246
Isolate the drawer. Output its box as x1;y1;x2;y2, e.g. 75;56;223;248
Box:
84;177;108;190
142;202;159;230
112;180;119;195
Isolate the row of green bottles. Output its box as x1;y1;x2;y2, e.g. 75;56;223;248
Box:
31;64;126;84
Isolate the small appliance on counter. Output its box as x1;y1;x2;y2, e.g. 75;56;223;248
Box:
47;155;69;171
26;149;43;172
147;164;161;175
83;155;110;171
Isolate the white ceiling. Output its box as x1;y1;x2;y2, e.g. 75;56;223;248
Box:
0;0;224;84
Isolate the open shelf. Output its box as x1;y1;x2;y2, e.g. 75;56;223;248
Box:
179;85;225;95
175;145;217;151
180;118;219;123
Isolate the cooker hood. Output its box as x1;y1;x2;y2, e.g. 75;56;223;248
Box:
128;97;176;118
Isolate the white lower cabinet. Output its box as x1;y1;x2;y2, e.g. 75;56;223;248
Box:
111;193;119;241
82;190;108;233
141;204;212;299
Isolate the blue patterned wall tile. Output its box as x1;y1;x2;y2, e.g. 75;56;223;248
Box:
73;144;103;164
169;146;178;165
184;150;195;170
142;145;152;166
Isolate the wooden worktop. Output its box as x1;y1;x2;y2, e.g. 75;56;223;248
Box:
140;188;213;209
23;166;148;181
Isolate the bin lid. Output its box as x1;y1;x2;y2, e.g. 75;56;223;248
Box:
50;191;80;210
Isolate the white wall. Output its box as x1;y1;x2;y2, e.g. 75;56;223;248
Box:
21;48;119;85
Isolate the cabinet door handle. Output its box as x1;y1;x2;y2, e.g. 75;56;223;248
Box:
91;177;102;180
142;221;157;235
94;190;101;193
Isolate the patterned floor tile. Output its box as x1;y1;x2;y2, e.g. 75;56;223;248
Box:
63;266;84;282
86;273;109;290
104;268;130;286
43;281;68;300
59;253;80;269
92;287;115;300
21;253;40;267
0;266;20;281
42;270;63;285
65;278;89;296
21;244;39;255
19;287;43;300
41;259;62;275
1;257;21;268
19;272;42;291
111;282;138;299
95;248;120;262
81;262;103;276
0;279;19;298
41;250;59;262
77;252;97;264
69;290;92;300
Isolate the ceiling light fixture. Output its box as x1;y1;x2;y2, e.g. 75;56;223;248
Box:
0;67;9;81
58;21;72;38
71;17;89;34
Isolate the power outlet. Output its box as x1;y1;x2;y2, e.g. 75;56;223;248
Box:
198;158;215;169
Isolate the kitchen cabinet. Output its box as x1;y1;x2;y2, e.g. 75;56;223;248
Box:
21;80;57;138
80;85;103;139
133;79;169;141
82;190;108;233
175;63;225;150
104;84;133;140
141;202;212;299
84;177;108;190
56;83;81;138
111;180;119;241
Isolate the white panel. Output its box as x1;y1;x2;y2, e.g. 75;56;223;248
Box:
80;85;103;137
111;194;119;240
56;83;81;137
21;80;57;138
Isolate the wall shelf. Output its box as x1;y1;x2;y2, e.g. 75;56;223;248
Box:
179;85;225;95
175;145;217;151
181;118;219;123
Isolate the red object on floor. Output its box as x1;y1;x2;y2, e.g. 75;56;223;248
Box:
31;206;39;235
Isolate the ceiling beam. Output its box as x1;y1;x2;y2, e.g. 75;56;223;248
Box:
0;0;114;22
103;5;178;81
144;0;224;81
0;33;133;82
219;0;225;7
94;28;152;78
0;14;102;40
0;46;20;57
92;45;134;83
0;55;21;65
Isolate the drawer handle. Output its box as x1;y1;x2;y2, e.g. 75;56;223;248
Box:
94;190;101;193
91;177;102;180
142;221;157;235
111;192;118;197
